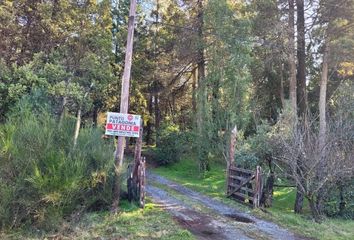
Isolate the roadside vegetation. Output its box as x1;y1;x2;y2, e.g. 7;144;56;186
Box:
0;98;114;230
0;200;194;240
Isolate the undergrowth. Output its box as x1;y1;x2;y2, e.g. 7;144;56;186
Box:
0;99;116;230
0;200;194;240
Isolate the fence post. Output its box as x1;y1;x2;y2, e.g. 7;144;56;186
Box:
139;156;146;208
227;126;237;194
133;120;144;182
253;166;262;208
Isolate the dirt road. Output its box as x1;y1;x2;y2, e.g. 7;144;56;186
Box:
146;172;307;240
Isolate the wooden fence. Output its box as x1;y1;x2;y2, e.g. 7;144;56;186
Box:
226;165;263;208
127;120;146;208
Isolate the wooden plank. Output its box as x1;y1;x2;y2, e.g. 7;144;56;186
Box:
229;166;254;175
229;191;253;200
228;187;254;195
228;182;254;190
230;187;254;194
228;175;246;181
228;183;254;194
227;174;255;197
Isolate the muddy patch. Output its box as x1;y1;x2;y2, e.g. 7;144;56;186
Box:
147;185;253;240
224;214;254;223
173;212;221;240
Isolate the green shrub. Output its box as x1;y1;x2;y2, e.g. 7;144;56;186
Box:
233;123;273;169
155;123;192;165
323;181;354;220
0;99;115;230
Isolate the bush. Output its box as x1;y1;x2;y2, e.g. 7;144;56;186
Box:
0;99;115;230
323;181;354;220
155;123;192;165
234;123;273;169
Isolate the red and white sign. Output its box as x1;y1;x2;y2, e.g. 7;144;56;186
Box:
105;112;141;138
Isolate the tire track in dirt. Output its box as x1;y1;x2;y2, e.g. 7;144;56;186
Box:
147;185;253;240
146;172;308;240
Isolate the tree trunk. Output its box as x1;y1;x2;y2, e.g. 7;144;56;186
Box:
154;92;160;146
338;184;346;215
211;75;220;144
319;40;329;151
59;95;67;126
192;68;197;112
59;77;72;126
294;186;304;213
145;93;153;145
196;0;209;172
261;156;275;207
92;103;99;127
316;191;325;217
296;0;307;122
226;126;237;194
288;0;297;119
314;40;330;218
73;107;82;147
171;94;176;122
289;0;304;213
280;64;285;109
112;0;137;212
308;197;322;223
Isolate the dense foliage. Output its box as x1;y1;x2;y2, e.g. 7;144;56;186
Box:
0;99;115;230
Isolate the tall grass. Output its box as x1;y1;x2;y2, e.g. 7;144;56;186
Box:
0;101;115;230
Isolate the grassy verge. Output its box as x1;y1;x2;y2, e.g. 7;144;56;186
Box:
152;158;354;240
0;199;194;240
153;157;226;198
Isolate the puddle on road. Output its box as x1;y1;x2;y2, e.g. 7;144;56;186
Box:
224;214;255;223
201;230;216;236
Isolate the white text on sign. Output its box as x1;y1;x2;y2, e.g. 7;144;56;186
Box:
105;112;141;138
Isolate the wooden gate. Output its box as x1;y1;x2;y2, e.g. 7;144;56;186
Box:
226;126;263;208
226;165;262;208
127;156;146;208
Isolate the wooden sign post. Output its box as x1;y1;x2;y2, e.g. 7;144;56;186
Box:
112;0;137;212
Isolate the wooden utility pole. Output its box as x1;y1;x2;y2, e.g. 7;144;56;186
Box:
112;0;137;212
